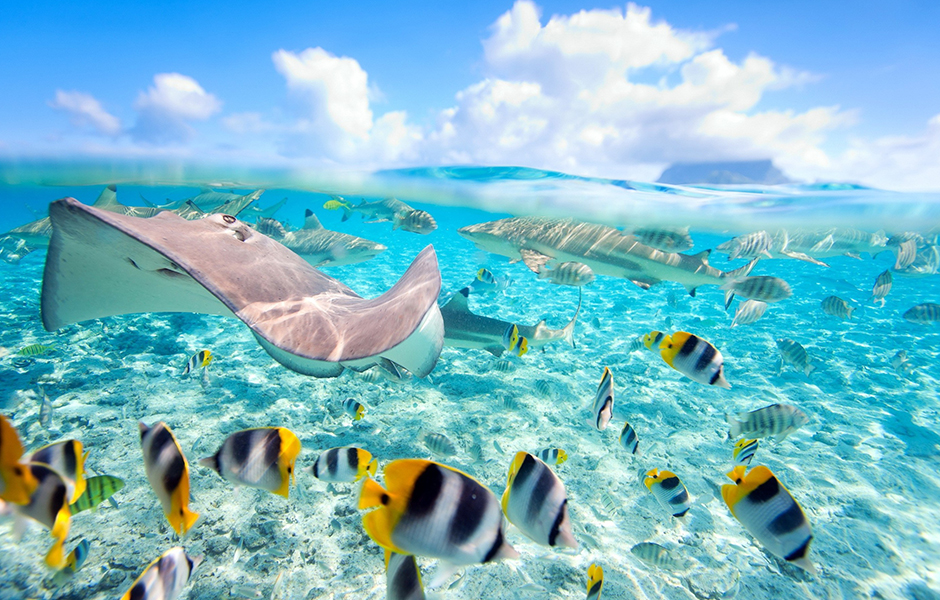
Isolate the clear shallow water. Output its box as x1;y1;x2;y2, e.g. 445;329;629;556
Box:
0;168;938;600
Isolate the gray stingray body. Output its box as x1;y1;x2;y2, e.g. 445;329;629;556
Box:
440;287;579;356
41;198;443;378
459;216;755;294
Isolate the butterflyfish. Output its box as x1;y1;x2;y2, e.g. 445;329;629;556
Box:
139;422;199;536
199;427;300;498
722;465;816;575
658;332;730;388
120;546;202;600
311;446;377;483
644;468;691;517
501;452;577;549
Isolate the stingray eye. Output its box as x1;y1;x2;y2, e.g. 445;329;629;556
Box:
222;215;236;224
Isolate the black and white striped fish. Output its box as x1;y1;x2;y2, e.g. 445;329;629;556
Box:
722;276;791;309
619;422;639;455
28;439;88;504
726;403;809;442
139;422;199;536
732;439;759;466
199;428;301;497
821;295;854;320
721;466;816;574
538;261;595;286
14;463;71;568
903;303;940;323
731;299;768;327
775;338;815;375
632;226;694;253
311;446;377;483
717;231;773;260
120;547;202;600
501;452;577;548
591;367;614;430
385;551;426;600
644;468;691;517
342;397;366;420
870;270;892;307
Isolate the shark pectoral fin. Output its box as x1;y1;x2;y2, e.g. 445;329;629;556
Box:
683;284;697;297
519;249;552;274
485;346;506;357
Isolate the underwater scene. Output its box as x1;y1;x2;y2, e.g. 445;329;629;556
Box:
0;169;939;600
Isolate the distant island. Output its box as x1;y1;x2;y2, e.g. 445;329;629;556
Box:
657;160;793;185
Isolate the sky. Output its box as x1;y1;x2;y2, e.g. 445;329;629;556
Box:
1;0;939;189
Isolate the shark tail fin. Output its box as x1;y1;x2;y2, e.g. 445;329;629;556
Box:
725;257;759;280
139;193;157;208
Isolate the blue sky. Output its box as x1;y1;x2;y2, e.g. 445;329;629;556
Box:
1;0;938;189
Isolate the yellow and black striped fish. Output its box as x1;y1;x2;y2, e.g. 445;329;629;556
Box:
342;397;366;420
642;331;665;353
69;475;125;515
0;414;39;505
536;448;568;465
199;427;301;498
17;343;54;357
501;452;577;549
15;463;71;568
28;439;88;503
311;446;377;483
659;332;730;388
722;465;816;574
139;422;199;535
586;563;603;600
644;468;691;517
181;350;212;376
359;459;518;569
732;439;759;466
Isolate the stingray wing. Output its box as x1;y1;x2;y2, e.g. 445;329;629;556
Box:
41;198;443;378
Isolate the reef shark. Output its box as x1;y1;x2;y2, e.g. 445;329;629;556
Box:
440;287;580;355
41;197;443;378
458;216;756;295
256;210;386;267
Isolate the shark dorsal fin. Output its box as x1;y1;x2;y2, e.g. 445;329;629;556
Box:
692;249;711;263
443;287;471;312
303;209;323;230
93;185;120;208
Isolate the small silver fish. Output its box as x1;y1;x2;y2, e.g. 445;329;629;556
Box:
422;432;457;458
633;226;693;253
894;239;918;269
538;262;595;286
630;542;691;571
39;389;53;429
717;231;773;260
726;403;809;442
821;295;855;320
731;299;768;327
903;303;940;323
891;350;914;377
870;269;892;307
723;276;791;309
776;338;814;375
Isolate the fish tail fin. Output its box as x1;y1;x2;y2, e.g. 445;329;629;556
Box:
725;414;742;438
724;290;735;310
181;506;200;534
45;506;70;568
562;287;582;348
340;204;353;222
847;306;855;319
358;477;388;510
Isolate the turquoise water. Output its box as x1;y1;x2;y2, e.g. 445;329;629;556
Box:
0;167;939;600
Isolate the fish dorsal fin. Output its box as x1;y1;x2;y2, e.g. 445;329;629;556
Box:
519;249;552;274
92;185;120;208
303;209;323;230
442;287;471;312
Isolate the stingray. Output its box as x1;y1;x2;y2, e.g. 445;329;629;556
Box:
41;198;444;378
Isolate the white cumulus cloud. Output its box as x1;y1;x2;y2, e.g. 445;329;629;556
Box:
131;73;221;143
49;90;122;136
